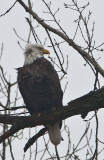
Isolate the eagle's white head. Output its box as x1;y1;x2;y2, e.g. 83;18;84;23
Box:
24;43;50;65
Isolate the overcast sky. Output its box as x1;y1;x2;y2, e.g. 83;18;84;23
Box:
0;0;104;159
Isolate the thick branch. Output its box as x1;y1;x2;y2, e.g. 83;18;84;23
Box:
24;127;47;152
16;0;104;77
0;88;104;143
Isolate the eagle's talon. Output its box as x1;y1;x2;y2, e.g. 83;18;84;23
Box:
38;113;41;117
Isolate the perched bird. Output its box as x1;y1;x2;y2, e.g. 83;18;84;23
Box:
17;44;63;145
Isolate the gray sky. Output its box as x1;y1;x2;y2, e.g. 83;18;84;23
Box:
0;0;104;159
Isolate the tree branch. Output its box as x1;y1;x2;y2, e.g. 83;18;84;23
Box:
16;0;104;77
24;127;47;152
0;88;104;144
0;1;17;17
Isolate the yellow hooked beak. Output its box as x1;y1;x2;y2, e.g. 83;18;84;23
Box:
42;49;50;55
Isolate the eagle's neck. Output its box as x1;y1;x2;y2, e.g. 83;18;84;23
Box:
24;54;43;65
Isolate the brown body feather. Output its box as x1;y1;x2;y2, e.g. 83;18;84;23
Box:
17;57;63;114
17;57;63;145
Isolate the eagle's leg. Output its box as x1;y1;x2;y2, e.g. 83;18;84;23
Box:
37;110;47;117
37;113;41;117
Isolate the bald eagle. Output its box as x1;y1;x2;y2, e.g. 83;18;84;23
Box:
17;44;63;145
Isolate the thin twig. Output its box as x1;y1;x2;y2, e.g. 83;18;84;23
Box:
0;1;17;17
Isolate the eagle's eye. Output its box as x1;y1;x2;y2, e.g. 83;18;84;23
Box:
35;46;44;50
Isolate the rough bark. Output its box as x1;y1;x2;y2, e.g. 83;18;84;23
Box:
0;88;104;144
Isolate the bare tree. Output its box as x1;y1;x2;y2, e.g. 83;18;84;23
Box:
0;0;104;159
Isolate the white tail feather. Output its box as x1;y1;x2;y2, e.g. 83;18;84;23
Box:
47;122;61;146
